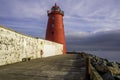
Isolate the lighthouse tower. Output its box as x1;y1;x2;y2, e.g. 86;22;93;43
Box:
45;3;66;54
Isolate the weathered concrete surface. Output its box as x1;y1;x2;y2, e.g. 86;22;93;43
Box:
0;54;86;80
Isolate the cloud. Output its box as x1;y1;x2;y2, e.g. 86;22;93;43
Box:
66;30;120;51
0;0;120;51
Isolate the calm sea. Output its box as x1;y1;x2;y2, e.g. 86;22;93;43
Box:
81;51;120;63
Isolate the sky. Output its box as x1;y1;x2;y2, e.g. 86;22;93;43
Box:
0;0;120;51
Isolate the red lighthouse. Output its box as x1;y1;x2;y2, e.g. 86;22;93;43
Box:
45;3;66;54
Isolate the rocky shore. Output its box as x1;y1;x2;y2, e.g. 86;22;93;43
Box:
81;52;120;80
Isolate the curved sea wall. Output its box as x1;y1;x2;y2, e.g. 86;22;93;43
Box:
0;25;63;66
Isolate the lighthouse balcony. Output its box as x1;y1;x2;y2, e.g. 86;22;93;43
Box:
47;10;64;16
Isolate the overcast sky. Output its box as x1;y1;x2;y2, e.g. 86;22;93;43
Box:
0;0;120;51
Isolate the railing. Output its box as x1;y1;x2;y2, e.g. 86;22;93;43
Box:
47;10;64;16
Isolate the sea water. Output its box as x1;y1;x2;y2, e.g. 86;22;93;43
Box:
81;51;120;63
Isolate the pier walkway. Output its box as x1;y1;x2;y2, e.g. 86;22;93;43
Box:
0;54;86;80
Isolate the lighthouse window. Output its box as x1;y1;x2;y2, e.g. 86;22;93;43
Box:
52;24;54;28
52;32;54;35
52;16;55;20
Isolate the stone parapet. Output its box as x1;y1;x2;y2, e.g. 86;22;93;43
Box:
0;25;63;66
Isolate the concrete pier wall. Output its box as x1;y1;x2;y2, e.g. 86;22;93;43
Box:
0;26;63;66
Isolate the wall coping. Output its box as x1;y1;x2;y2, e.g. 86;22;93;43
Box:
0;25;38;39
0;25;63;45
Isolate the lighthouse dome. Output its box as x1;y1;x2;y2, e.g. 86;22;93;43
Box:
47;3;64;16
